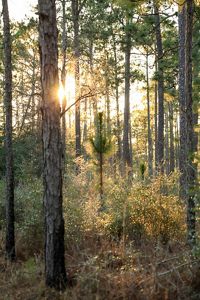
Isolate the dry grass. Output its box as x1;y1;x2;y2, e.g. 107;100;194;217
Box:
0;233;200;300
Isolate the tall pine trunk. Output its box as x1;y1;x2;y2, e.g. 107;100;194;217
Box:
38;0;67;289
61;0;67;172
2;0;15;261
178;4;187;200
72;0;81;158
123;18;132;176
185;0;196;246
165;109;170;175
154;3;164;173
113;34;122;174
169;102;175;173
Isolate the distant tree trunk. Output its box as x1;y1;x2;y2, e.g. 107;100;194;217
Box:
175;113;179;169
89;40;97;118
2;0;15;261
61;0;67;172
146;53;153;177
113;35;122;174
38;0;67;289
165;109;170;175
31;54;37;132
99;152;103;201
178;4;187;200
168;102;175;173
15;99;20;133
18;64;36;136
123;18;132;176
105;51;111;137
106;85;111;136
83;97;88;143
154;3;164;173
154;80;158;172
185;0;196;246
129;122;133;170
72;0;81;158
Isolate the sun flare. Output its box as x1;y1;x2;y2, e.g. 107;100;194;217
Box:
58;74;75;107
58;84;65;107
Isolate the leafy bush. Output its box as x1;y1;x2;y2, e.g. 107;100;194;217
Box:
0;177;43;255
0;132;42;180
104;173;185;244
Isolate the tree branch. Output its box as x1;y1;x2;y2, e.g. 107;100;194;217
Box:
60;91;101;117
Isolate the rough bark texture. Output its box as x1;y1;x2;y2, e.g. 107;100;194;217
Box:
38;0;67;289
2;0;15;261
123;18;133;176
185;0;196;246
154;3;164;173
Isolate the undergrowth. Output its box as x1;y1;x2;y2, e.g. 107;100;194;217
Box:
0;165;199;299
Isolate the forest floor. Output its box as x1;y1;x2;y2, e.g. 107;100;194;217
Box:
0;234;200;300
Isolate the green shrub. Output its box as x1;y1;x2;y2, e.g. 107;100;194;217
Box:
104;173;185;244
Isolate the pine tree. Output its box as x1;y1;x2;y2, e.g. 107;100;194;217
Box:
2;0;15;261
90;112;113;207
38;0;67;289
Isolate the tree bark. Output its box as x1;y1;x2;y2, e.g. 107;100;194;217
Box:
185;0;196;246
154;3;164;173
123;17;133;176
2;0;15;261
38;0;67;289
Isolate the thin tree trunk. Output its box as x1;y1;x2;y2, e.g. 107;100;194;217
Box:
61;0;67;173
154;80;158;173
129;121;133;173
99;152;103;201
175;112;179;169
31;54;37;132
178;4;187;200
169;102;175;173
72;0;81;158
165;109;170;175
105;51;111;137
123;17;132;176
38;0;67;289
83;97;88;143
18;66;36;137
2;0;15;261
106;85;111;136
154;3;164;173
113;35;122;174
146;53;153;177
